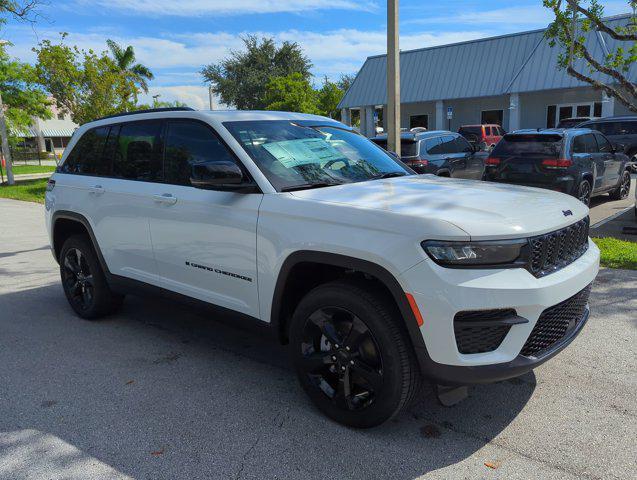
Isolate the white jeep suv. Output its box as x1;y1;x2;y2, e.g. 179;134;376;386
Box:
45;108;599;427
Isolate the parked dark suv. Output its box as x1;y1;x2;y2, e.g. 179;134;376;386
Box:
371;130;487;179
483;129;631;205
578;115;637;171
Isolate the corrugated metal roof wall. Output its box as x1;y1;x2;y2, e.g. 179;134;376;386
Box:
339;14;635;109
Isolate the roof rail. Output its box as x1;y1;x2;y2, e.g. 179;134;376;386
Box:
95;107;195;121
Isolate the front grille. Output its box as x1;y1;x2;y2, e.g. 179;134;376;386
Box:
528;217;589;277
454;309;516;354
520;284;591;357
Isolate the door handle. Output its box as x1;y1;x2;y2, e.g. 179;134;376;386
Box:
89;185;105;195
153;193;177;205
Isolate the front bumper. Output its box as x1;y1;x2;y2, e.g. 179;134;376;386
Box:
399;239;599;385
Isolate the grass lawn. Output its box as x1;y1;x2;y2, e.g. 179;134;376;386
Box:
592;237;637;270
0;178;48;203
10;164;56;175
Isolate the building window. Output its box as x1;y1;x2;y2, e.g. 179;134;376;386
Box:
409;114;428;129
481;110;503;126
57;112;65;120
549;102;604;127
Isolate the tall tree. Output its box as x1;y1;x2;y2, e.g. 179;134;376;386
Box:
201;35;312;110
106;39;154;96
336;73;356;94
317;76;344;119
0;42;51;141
544;0;637;112
264;73;319;114
33;35;141;124
0;0;42;23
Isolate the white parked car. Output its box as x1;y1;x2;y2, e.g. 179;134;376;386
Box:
45;108;599;427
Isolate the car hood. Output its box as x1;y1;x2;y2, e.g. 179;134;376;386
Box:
290;175;589;239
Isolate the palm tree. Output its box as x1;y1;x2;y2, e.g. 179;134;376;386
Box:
106;39;154;94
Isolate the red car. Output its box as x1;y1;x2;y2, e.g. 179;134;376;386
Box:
458;124;505;151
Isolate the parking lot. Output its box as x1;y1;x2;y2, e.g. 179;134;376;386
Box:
0;197;635;480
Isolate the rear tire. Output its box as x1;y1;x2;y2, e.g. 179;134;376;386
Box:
609;170;631;200
59;235;124;319
576;179;592;206
289;280;421;428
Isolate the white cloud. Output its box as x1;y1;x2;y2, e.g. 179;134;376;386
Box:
77;0;377;16
3;21;486;110
408;1;632;28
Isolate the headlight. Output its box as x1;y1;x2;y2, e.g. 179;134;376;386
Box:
422;239;528;268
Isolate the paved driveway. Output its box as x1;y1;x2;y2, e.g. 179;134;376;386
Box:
0;198;635;480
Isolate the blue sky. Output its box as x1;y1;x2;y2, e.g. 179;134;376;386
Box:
1;0;631;108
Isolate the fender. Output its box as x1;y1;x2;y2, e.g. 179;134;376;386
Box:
51;210;110;273
270;250;430;373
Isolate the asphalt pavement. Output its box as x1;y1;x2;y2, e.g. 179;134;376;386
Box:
0;198;635;480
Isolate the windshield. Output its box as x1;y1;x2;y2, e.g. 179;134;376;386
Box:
224;120;411;191
492;134;563;157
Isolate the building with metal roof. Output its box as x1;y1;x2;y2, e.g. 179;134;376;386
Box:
339;14;637;137
12;102;78;158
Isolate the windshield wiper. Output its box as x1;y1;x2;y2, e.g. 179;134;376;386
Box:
280;182;341;192
372;171;409;179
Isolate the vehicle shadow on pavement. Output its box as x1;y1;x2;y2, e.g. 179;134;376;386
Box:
0;284;535;480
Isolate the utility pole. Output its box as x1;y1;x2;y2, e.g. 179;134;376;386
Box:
387;0;401;156
0;91;15;185
208;85;215;110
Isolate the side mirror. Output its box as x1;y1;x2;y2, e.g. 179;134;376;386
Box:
613;143;626;153
191;161;246;189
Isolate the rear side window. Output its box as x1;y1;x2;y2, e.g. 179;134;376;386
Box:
60;126;110;175
594;133;612;153
424;137;442;154
572;134;597;154
619;121;637;135
492;134;563;157
164;120;239;186
113;121;163;181
439;135;457;154
454;135;473;153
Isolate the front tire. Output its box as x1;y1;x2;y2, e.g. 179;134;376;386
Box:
289;281;421;428
59;235;123;319
609;170;631;200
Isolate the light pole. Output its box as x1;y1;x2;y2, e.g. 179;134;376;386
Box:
152;94;160;107
208;85;215;110
387;0;401;156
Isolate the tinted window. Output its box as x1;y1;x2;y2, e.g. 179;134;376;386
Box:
619;121;637;135
594;133;612;153
458;126;482;139
454;135;473;153
61;127;110;175
491;134;563;157
401;140;418;157
424;137;442;154
113;121;162;181
573;134;596;154
590;122;617;136
164;121;239;186
439;135;457;154
485;126;492;135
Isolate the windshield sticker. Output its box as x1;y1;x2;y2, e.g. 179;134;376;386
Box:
262;138;347;168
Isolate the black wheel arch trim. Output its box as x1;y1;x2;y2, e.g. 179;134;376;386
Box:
270;250;432;376
51;210;111;274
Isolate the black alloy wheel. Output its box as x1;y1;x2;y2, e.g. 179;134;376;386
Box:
62;247;95;312
298;306;384;412
290;281;421;428
619;171;631;199
577;180;592;205
59;234;124;319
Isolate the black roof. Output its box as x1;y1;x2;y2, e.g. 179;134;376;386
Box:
96;107;195;121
